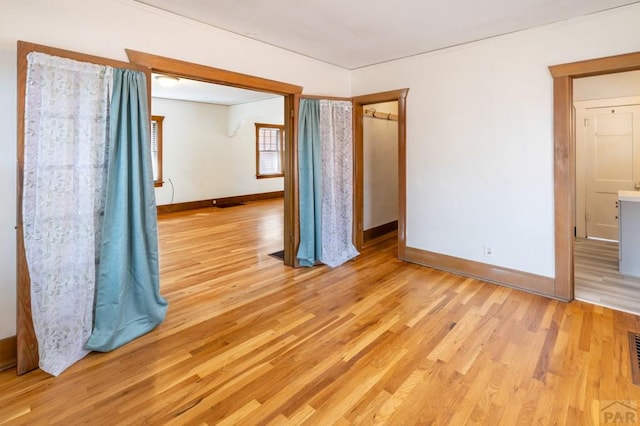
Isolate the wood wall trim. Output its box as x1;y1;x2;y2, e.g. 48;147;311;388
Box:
300;95;353;101
286;95;298;267
553;76;574;300
353;102;364;250
157;191;284;214
16;41;39;375
19;41;148;73
353;89;410;106
397;95;407;260
549;51;640;301
549;51;640;78
0;336;17;372
353;89;409;257
402;246;558;300
157;200;212;214
363;220;398;242
126;49;303;95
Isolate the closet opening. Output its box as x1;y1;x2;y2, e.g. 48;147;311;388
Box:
353;89;409;257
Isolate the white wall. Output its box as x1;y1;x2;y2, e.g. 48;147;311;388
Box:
0;0;349;339
352;3;640;278
152;97;284;205
363;102;398;230
228;97;285;138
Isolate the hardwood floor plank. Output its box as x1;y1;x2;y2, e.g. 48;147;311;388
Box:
3;200;640;424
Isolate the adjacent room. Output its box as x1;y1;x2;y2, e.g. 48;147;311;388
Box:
150;75;286;212
573;70;640;313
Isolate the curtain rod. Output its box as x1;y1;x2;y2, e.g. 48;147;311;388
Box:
364;108;398;121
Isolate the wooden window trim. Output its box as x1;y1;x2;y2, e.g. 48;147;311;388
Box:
151;115;164;187
255;122;285;179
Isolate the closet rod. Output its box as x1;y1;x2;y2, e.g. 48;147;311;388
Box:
364;108;398;121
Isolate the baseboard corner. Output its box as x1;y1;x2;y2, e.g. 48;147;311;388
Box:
0;335;17;372
402;246;556;299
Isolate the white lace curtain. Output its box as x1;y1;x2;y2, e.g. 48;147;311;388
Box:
319;100;359;267
23;53;112;376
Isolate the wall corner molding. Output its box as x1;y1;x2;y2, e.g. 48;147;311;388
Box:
363;220;398;242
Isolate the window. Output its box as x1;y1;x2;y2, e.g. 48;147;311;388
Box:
255;123;284;178
151;115;164;187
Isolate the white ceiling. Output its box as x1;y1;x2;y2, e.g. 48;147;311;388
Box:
136;0;640;70
151;73;280;105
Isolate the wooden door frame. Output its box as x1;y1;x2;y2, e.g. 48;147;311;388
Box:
549;51;640;300
126;50;303;267
16;41;152;374
353;89;409;256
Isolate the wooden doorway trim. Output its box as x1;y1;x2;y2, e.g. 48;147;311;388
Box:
549;51;640;300
353;89;409;257
16;41;151;374
126;50;303;267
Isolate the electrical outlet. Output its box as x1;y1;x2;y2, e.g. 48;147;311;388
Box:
484;244;494;257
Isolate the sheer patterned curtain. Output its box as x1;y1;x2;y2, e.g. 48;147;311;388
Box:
23;53;112;376
319;100;359;267
23;52;167;376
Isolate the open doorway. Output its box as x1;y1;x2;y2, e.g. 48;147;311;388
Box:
549;50;640;302
353;89;408;257
127;50;302;266
150;75;287;261
152;76;284;211
572;70;640;313
361;101;399;246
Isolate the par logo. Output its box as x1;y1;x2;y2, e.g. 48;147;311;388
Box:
600;400;638;424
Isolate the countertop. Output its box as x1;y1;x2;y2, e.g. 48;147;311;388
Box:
618;191;640;202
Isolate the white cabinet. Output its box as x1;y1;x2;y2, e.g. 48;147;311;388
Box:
619;191;640;278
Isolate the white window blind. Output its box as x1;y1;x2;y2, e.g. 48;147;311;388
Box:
151;119;159;181
259;127;281;175
150;115;163;184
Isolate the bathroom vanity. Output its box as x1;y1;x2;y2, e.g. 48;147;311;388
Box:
618;191;640;277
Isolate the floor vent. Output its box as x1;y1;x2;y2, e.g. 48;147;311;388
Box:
268;250;285;261
214;201;247;208
628;332;640;386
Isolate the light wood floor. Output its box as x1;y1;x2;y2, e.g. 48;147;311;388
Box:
2;199;640;424
575;237;640;315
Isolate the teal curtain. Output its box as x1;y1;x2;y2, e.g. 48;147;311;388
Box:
297;99;323;267
85;69;168;352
